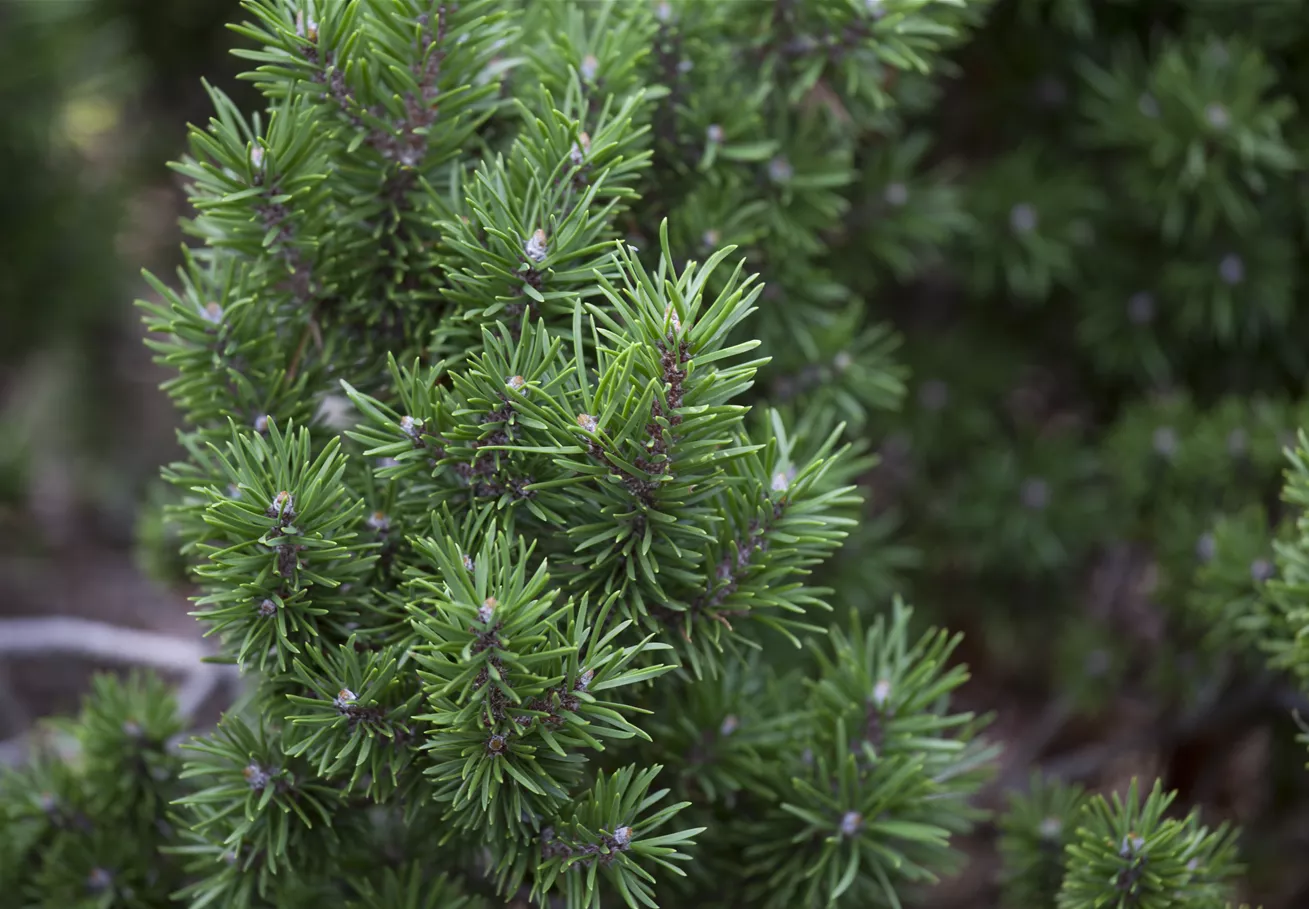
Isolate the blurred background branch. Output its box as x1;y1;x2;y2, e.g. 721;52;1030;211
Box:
0;0;247;759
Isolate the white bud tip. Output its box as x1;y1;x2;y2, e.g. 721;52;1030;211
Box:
1226;428;1247;455
577;413;598;433
269;490;294;518
612;826;632;847
771;471;789;493
243;761;271;789
872;678;892;708
569;131;591;165
463;554;475;571
1219;253;1244;285
1119;833;1145;855
839;811;864;836
1127;291;1155;324
1251;558;1275;582
665;304;682;332
1020;477;1050;510
768;156;793;183
478;596;497;624
1153;426;1178;456
525;228;549;263
1009;203;1038;233
507;375;526;392
295;13;318;41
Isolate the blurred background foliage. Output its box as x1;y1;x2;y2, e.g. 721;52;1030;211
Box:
0;0;252;777
0;0;250;553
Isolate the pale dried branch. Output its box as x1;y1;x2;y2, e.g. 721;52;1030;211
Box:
0;616;239;766
0;616;210;670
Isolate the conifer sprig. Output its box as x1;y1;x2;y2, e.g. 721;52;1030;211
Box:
14;0;1215;907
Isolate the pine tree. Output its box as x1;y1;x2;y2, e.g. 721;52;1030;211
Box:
11;0;1309;906
4;2;998;907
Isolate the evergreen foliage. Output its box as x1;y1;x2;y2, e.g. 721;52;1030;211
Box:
14;0;1309;906
1057;779;1241;909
